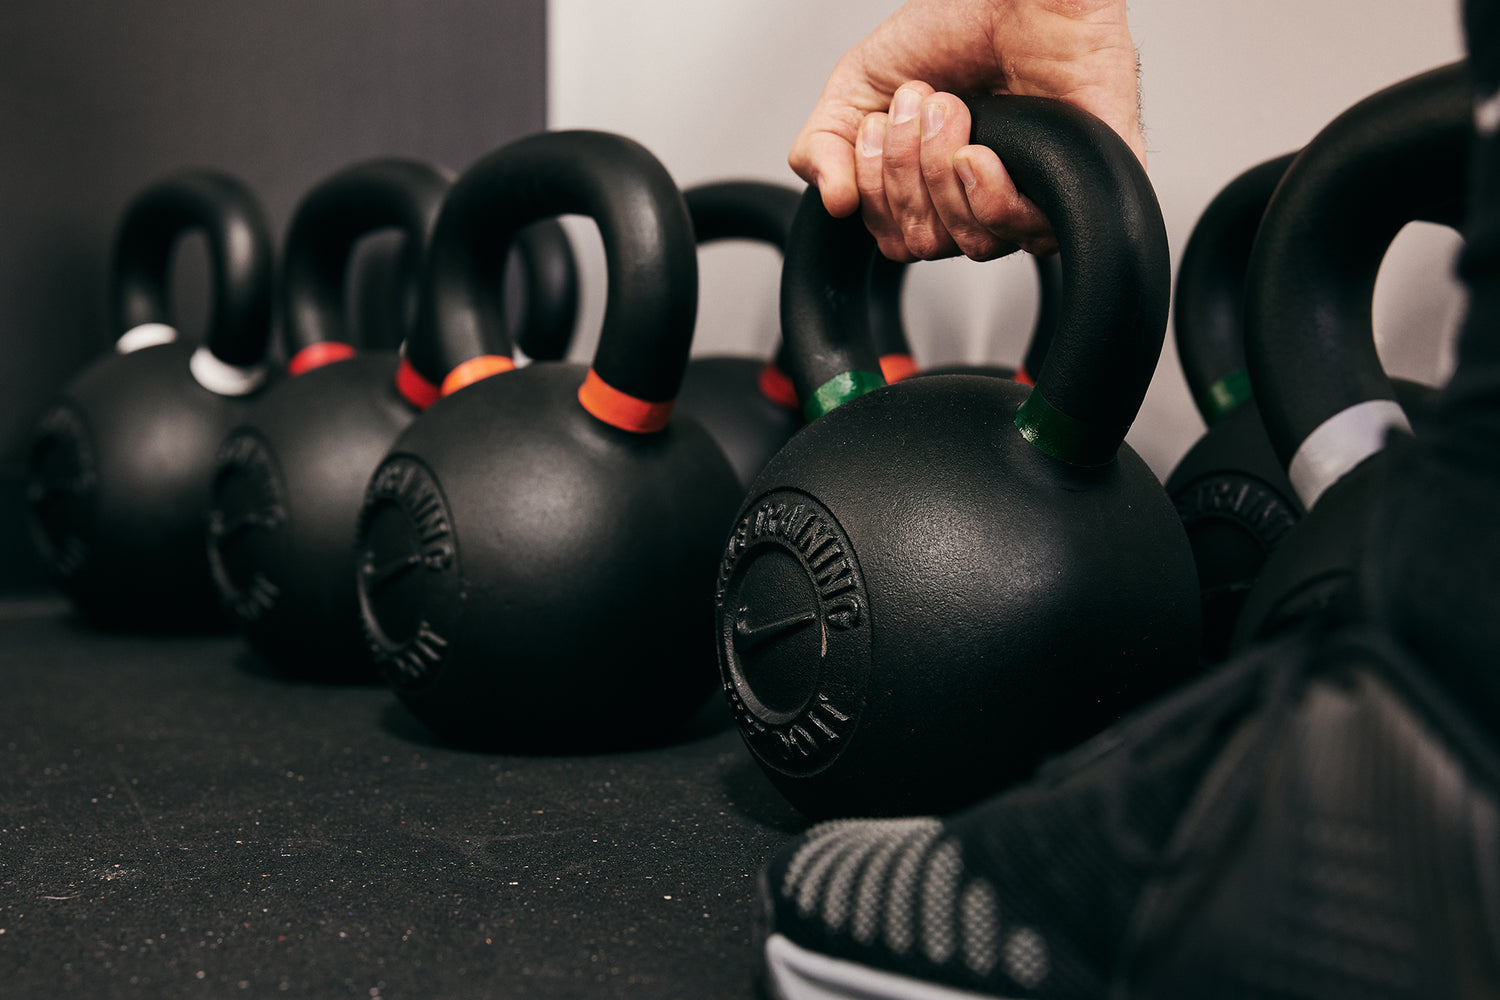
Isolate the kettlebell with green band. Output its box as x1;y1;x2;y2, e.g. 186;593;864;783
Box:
27;169;274;631
714;95;1200;819
354;129;741;751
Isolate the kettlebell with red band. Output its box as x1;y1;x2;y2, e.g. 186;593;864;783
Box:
714;95;1200;820
882;250;1063;384
206;158;454;676
354;129;741;751
1232;61;1470;648
27;170;274;631
675;180;807;487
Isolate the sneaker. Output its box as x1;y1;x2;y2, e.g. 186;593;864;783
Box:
757;623;1500;999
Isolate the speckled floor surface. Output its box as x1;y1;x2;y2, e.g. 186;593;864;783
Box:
0;596;805;998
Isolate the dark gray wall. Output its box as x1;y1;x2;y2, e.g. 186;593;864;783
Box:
0;0;546;585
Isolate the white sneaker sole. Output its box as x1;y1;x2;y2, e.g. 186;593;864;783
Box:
765;934;1019;1000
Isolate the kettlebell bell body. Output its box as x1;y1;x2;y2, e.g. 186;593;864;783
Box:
28;170;274;631
355;129;741;751
716;97;1199;819
1231;62;1471;648
675;181;805;487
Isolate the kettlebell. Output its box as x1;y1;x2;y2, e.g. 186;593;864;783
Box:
208;159;582;677
27;170;274;631
1231;61;1470;648
1163;153;1305;661
714;95;1200;820
674;180;806;487
883;250;1063;383
354;129;742;751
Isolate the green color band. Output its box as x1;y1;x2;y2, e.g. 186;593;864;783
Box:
804;370;886;421
1200;369;1254;426
1014;390;1126;467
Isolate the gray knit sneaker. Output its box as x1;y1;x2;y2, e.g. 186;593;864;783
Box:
758;625;1500;999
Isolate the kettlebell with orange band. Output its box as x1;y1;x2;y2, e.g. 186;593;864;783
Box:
27;170;274;631
714;95;1200;819
354;129;741;750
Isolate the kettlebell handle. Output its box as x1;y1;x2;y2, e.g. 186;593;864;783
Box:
111;170;273;368
685;180;800;248
408;130;698;429
781;94;1170;465
280;159;452;364
1245;61;1471;504
1175;152;1296;426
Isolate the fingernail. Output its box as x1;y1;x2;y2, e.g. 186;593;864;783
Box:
892;89;920;125
860;119;885;158
920;101;945;140
955;155;977;191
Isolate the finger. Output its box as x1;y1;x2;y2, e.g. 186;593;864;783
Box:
953;145;1059;257
853;113;911;262
881;82;953;260
789;128;861;218
916;95;1011;262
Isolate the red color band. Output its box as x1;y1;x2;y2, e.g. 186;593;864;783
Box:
1014;366;1035;387
578;368;673;433
287;341;357;376
757;363;800;411
440;355;516;398
879;352;918;384
395;357;442;410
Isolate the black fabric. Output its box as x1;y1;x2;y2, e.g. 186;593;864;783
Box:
0;599;804;998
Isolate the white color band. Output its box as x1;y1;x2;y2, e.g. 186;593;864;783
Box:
1477;89;1500;135
189;345;270;396
764;934;1012;1000
114;323;178;354
1287;398;1410;510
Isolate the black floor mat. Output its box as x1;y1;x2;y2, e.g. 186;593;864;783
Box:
0;597;807;998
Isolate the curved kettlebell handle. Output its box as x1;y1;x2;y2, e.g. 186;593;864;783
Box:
280;158;452;372
111;170;274;372
1245;61;1471;508
409;130;698;429
1175;153;1296;426
1020;252;1063;385
781;95;1170;464
685;180;800;248
510;220;581;363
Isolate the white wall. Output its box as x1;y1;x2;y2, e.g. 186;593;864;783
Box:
549;0;1467;477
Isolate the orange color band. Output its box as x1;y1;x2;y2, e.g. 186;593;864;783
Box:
440;355;516;397
578;368;673;433
879;352;919;384
757;363;799;411
395;357;441;410
287;341;356;376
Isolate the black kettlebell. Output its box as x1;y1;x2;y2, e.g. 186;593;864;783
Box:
27;170;274;631
208;159;582;677
354;129;742;751
1163;153;1305;661
882;250;1063;383
1231;61;1470;649
715;95;1200;820
675;180;806;487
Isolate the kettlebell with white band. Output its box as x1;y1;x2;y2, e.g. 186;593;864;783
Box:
27;169;274;630
714;95;1200;819
1231;61;1470;648
354;130;741;750
675;180;807;487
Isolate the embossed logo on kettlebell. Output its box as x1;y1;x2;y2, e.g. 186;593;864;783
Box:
207;431;288;623
716;489;870;774
26;403;99;579
355;454;459;689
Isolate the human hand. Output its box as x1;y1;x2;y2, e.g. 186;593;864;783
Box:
789;0;1144;261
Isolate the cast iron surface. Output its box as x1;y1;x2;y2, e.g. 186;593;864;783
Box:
717;95;1200;820
0;597;798;999
1234;61;1472;649
26;170;275;632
